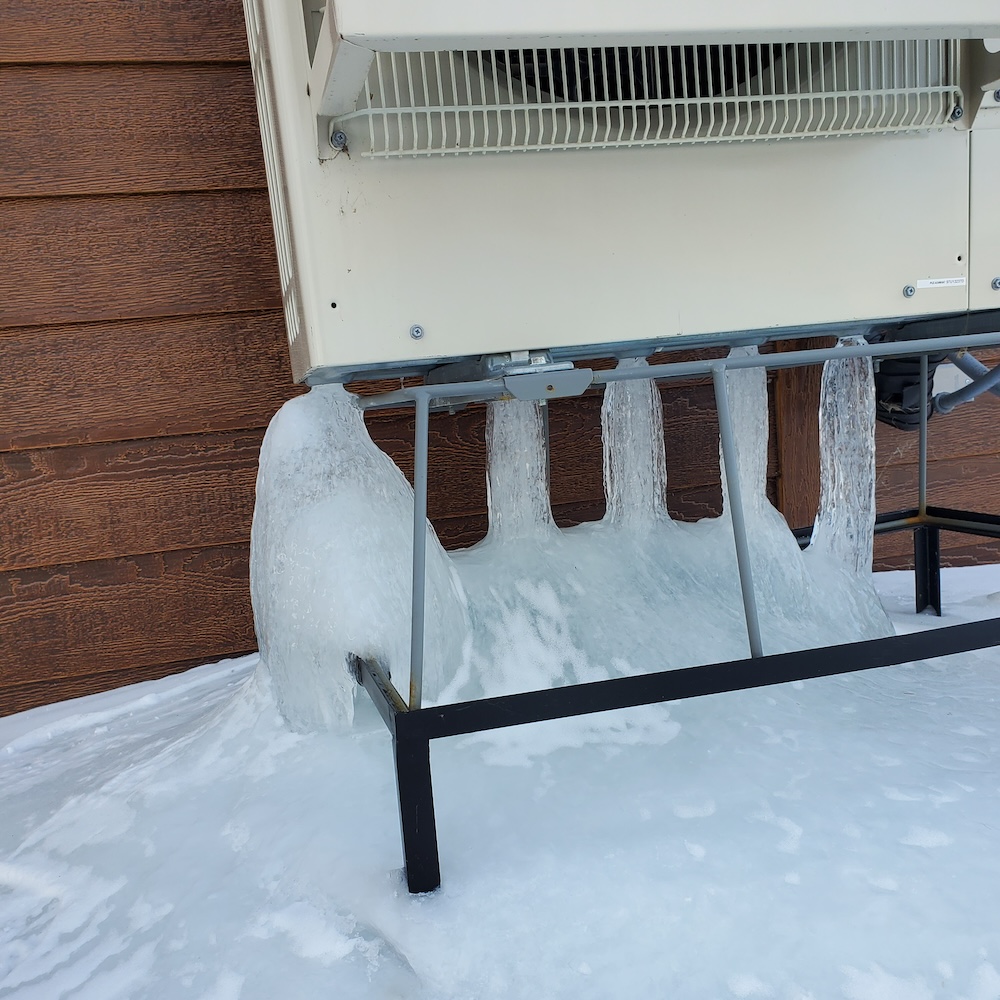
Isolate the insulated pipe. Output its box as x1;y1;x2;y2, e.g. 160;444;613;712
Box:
946;350;1000;401
934;359;1000;414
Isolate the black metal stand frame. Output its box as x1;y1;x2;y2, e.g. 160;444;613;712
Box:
356;503;1000;894
796;505;1000;617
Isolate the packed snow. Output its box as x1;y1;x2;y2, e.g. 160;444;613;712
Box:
3;569;1000;999
4;349;1000;998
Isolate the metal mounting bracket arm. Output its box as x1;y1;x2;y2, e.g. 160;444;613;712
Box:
503;368;594;401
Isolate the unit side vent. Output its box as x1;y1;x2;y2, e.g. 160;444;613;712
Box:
334;40;962;156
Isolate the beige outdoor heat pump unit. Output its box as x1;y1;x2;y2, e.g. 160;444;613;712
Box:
243;1;1000;384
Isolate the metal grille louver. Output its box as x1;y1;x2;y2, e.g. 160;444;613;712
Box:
335;40;963;156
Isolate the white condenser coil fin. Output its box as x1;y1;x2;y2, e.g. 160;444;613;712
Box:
337;41;962;157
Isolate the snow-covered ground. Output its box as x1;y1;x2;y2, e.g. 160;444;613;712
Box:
3;567;1000;1000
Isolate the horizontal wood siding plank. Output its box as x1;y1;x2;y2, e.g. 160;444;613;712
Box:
0;312;298;451
0;0;250;64
875;398;1000;467
0;191;281;329
0;547;254;705
0;65;266;198
0;434;263;572
876;456;1000;514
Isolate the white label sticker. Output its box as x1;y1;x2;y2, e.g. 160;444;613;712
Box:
916;277;966;289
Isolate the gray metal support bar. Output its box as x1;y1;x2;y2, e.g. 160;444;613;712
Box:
540;400;551;494
409;395;430;710
919;353;929;516
357;331;1000;413
712;365;764;659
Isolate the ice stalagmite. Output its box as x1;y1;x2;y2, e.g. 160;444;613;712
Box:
485;399;556;541
250;384;468;731
804;338;893;639
811;338;877;575
602;358;670;528
717;346;809;636
443;397;593;704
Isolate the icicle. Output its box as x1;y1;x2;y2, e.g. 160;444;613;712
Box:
485;399;555;541
720;346;769;517
810;337;877;575
601;357;669;528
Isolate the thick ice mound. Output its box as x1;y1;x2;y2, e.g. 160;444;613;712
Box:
250;384;468;731
445;350;890;709
251;348;891;736
804;339;893;639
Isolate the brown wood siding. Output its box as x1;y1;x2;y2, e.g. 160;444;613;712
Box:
0;192;281;327
2;1;998;717
1;65;266;197
0;2;250;64
0;3;287;714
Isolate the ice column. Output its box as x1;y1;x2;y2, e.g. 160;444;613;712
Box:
486;399;556;541
251;384;468;731
721;346;769;516
601;357;669;528
810;337;877;574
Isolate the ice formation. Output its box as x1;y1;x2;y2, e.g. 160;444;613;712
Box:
250;384;468;731
811;337;878;574
601;357;668;528
484;399;556;541
251;347;891;734
803;339;893;638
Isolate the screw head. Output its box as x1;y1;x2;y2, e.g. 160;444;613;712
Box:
409;324;425;340
903;285;916;298
330;129;348;149
950;105;964;121
992;277;1000;291
994;89;1000;104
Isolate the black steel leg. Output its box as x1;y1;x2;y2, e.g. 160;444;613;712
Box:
393;734;441;893
914;525;942;616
